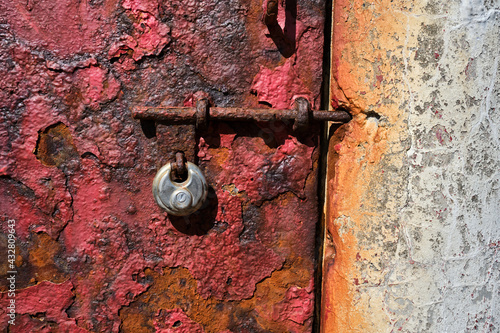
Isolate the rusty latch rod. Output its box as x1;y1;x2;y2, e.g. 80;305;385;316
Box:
132;97;351;132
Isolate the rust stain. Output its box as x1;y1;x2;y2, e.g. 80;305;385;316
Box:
26;232;69;285
0;231;69;293
322;117;388;332
323;0;406;329
120;258;313;333
34;122;79;168
119;267;228;333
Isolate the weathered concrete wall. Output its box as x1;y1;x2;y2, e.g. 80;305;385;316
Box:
322;0;500;331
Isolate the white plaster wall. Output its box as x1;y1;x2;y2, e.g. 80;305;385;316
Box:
325;0;500;331
393;0;500;331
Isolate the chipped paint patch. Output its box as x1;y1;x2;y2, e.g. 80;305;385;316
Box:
35;122;79;168
0;281;84;332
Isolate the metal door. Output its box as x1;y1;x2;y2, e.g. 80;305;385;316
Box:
0;0;327;331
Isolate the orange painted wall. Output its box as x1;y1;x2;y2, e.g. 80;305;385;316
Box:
322;0;500;331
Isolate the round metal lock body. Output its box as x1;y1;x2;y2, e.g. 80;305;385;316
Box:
152;162;208;216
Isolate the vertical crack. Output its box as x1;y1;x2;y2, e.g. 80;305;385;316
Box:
314;0;334;331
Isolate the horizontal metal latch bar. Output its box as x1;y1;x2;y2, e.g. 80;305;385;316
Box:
132;99;351;130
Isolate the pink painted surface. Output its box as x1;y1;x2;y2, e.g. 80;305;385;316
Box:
0;0;325;331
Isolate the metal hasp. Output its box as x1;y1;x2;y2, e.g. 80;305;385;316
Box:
137;96;350;215
132;97;351;132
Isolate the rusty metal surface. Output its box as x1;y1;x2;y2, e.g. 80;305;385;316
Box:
0;0;325;331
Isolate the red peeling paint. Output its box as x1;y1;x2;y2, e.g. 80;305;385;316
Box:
251;60;315;109
0;0;325;331
0;0;117;57
106;0;177;71
110;0;171;62
273;281;314;325
76;66;121;109
0;281;85;332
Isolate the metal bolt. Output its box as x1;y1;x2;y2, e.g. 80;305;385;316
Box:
265;0;279;26
132;98;351;131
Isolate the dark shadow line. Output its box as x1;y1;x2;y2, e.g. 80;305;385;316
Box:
265;0;297;58
313;0;334;331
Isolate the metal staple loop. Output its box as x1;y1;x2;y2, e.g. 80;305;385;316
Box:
292;97;311;133
264;0;279;25
171;152;187;181
196;98;209;130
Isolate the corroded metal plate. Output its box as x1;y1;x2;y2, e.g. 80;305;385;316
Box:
0;0;325;331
